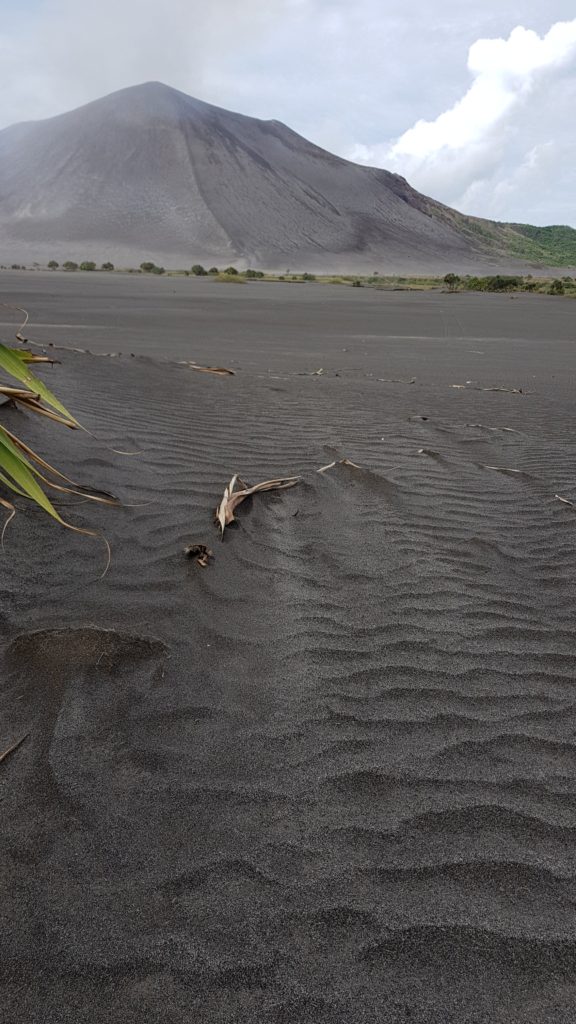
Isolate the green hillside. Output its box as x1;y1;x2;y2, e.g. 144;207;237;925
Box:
395;178;576;268
505;224;576;266
457;217;576;267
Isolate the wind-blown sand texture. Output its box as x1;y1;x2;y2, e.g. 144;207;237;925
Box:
0;82;568;275
1;274;576;1022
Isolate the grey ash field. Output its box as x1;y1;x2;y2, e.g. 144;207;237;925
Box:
2;272;576;1023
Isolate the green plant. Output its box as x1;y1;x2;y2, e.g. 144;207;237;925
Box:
215;273;245;284
101;262;114;271
208;267;219;275
444;273;460;291
140;262;156;273
80;261;96;272
0;341;117;536
63;261;78;271
150;265;165;275
191;264;207;276
223;266;239;276
47;261;59;270
302;272;316;281
548;279;565;295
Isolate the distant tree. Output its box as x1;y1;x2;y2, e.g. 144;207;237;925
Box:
150;265;165;275
63;261;78;271
80;261;96;271
549;279;565;296
223;266;239;275
208;266;219;275
443;273;460;291
485;275;521;292
47;260;59;269
140;262;156;273
191;264;207;276
302;272;316;281
101;261;115;271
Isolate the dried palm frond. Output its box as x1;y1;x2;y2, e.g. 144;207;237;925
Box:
0;733;29;765
317;458;361;473
215;474;300;537
179;361;235;376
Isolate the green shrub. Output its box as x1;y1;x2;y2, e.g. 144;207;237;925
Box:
216;273;244;284
101;262;114;271
63;261;78;271
464;275;522;292
47;260;59;270
444;273;460;291
223;266;239;276
191;264;207;276
548;279;565;295
80;261;96;272
208;267;219;275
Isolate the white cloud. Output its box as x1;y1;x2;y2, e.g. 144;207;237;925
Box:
352;19;576;225
391;21;576;158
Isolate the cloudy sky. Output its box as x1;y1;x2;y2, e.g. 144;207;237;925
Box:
1;0;575;225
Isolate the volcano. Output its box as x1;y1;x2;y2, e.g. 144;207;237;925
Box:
0;82;572;272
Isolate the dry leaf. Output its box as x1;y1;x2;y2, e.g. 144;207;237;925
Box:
215;474;300;537
451;384;526;394
0;733;29;764
467;424;519;433
181;362;235;376
377;377;415;384
317;458;361;473
185;543;213;566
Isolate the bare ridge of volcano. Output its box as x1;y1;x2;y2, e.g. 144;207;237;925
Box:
0;82;571;271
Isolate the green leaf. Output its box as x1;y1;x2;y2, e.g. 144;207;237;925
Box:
0;342;78;425
0;427;66;523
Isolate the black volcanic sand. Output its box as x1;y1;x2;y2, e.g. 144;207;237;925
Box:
2;274;576;1023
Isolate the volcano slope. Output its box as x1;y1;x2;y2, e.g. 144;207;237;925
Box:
1;81;573;273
